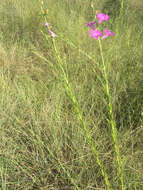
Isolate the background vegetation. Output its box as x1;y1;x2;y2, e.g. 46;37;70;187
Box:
0;0;143;189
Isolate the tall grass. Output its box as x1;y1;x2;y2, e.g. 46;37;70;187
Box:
0;0;143;189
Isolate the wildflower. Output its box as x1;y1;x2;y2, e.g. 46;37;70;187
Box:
96;13;109;24
102;28;115;39
86;21;96;30
90;29;103;40
49;29;56;38
45;22;50;27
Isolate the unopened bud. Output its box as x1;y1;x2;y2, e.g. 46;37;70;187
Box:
91;2;94;9
45;9;48;14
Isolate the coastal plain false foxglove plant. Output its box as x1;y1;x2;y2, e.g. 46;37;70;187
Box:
86;13;125;190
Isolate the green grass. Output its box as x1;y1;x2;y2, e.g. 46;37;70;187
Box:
0;0;143;189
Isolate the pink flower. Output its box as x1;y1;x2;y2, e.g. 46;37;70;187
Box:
45;22;50;27
102;28;114;39
96;13;109;24
90;29;103;40
49;29;56;38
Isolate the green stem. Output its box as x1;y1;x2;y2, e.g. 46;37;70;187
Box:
98;39;125;190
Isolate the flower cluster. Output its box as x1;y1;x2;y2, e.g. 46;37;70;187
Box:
86;13;114;40
45;22;56;38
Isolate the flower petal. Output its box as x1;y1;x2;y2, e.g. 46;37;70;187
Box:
45;22;50;27
90;29;103;40
102;28;115;39
96;13;110;24
49;29;56;37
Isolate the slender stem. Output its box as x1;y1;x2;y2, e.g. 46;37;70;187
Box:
98;39;125;190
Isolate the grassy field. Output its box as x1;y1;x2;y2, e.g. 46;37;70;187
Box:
0;0;143;189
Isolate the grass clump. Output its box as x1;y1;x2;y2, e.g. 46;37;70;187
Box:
0;0;143;189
